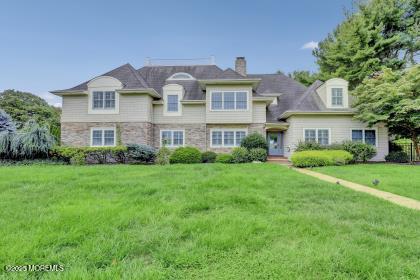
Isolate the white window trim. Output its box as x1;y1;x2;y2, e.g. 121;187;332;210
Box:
167;72;195;80
163;84;183;116
88;90;120;114
326;85;347;109
209;90;249;112
160;129;185;148
350;128;378;147
331;88;344;107
210;128;248;148
90;127;116;147
303;128;331;145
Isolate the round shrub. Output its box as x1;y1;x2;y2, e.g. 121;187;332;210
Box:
240;133;268;150
156;147;171;165
249;148;267;162
341;141;376;162
127;144;156;163
231;147;250;163
70;152;86;165
215;153;233;163
169;146;202;164
385;151;409;163
202;151;217;163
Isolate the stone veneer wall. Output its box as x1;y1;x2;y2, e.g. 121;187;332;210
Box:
153;124;206;150
61;122;153;146
206;124;266;153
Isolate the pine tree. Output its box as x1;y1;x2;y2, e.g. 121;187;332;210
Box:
0;109;16;133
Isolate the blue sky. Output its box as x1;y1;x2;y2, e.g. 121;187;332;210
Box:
0;0;352;106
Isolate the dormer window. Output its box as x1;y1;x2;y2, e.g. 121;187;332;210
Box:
331;88;343;106
167;72;195;80
167;95;179;112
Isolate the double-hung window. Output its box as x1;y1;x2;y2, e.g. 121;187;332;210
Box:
167;95;179;112
91;128;115;147
161;130;184;147
304;129;330;145
211;91;248;110
352;129;376;146
92;91;115;109
211;129;247;147
331;88;343;106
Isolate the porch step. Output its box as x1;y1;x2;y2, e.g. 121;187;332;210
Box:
267;156;290;165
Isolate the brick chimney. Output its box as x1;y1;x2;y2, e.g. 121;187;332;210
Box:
235;57;246;76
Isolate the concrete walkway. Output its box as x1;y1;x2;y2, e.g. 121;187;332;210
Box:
293;167;420;211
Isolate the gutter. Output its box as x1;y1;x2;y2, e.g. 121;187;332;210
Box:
279;110;355;119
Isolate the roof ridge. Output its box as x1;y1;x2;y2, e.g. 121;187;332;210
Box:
126;63;149;88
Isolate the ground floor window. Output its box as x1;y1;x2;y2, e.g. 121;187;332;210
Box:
352;129;376;146
91;128;115;147
304;128;330;145
161;130;184;147
211;129;247;147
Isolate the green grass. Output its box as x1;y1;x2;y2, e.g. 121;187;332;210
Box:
0;164;419;279
314;164;420;201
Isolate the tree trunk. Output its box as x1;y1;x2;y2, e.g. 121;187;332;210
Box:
412;134;419;161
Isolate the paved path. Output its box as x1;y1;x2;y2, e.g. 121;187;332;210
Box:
293;167;420;211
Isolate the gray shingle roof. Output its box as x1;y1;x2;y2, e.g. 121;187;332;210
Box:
64;63;149;91
55;63;345;121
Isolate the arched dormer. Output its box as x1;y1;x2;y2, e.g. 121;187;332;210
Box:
162;84;184;116
87;76;123;114
316;78;349;109
167;72;195;81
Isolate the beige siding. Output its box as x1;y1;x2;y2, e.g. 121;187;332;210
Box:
205;85;253;123
61;94;153;122
285;115;388;161
252;101;266;123
153;104;205;123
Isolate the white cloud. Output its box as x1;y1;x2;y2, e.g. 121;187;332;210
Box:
301;41;319;50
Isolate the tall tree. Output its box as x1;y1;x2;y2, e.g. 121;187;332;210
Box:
0;89;61;140
353;65;420;158
288;70;319;86
314;0;419;89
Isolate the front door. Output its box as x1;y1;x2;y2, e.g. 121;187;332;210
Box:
268;132;283;156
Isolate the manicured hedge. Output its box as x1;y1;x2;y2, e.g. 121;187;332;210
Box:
51;146;127;165
202;151;217;163
249;148;267;162
385;151;409;163
215;153;233;163
291;150;353;167
231;147;250;163
169;147;202;164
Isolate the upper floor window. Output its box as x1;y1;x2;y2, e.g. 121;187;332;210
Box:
92;91;115;109
352;129;376;146
304;128;330;145
167;72;195;80
210;91;248;111
331;88;343;106
167;95;179;112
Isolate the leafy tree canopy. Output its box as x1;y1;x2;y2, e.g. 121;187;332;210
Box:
353;65;420;157
314;0;419;89
288;70;320;86
0;89;61;140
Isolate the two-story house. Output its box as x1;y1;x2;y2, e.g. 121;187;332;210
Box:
51;57;389;161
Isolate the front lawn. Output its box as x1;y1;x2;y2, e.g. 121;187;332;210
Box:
313;164;420;201
0;164;419;279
